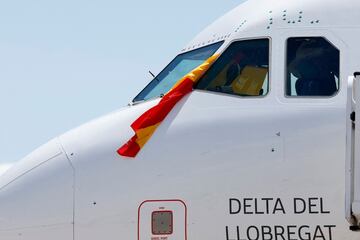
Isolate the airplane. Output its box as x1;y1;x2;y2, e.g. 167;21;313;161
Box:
1;0;360;239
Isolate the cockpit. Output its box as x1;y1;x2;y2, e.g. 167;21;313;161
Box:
133;36;339;103
195;39;269;97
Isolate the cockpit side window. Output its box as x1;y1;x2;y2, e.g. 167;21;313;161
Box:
195;39;270;97
286;37;340;97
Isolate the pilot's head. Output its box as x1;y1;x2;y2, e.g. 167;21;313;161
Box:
289;38;338;79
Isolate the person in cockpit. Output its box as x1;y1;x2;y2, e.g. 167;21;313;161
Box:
197;39;270;97
287;38;339;97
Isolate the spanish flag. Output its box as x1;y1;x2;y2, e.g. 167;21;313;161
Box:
117;54;219;158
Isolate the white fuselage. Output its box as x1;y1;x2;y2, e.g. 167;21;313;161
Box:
0;0;360;239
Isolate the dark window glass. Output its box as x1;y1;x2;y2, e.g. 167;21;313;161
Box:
133;42;223;102
195;39;270;97
286;37;340;97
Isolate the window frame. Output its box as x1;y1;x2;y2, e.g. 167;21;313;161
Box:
151;210;174;235
194;36;272;99
284;36;341;99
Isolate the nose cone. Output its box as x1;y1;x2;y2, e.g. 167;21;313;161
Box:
0;139;74;239
0;100;158;239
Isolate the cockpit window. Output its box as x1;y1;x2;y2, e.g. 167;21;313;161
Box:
286;37;340;97
195;39;270;97
133;42;223;102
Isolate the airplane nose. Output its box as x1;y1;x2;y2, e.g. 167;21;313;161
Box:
0;138;75;239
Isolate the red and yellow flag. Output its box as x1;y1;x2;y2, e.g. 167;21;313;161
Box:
117;54;219;158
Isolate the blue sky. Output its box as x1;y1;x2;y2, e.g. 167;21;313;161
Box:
0;0;244;171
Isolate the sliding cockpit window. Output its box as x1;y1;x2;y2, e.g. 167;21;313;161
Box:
133;42;224;103
195;39;270;97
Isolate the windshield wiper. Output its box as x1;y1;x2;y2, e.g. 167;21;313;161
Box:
149;71;161;83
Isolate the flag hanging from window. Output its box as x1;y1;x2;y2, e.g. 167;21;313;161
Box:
117;54;219;158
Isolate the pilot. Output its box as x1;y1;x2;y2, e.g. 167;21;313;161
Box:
225;63;241;86
288;39;338;96
214;52;245;93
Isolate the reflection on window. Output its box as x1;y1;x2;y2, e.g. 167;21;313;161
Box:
286;37;340;97
195;39;270;97
133;42;223;102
